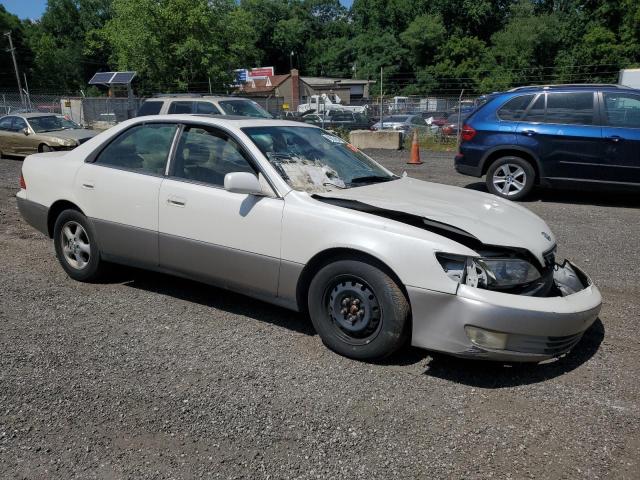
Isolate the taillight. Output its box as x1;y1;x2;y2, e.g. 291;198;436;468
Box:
461;124;476;142
19;172;26;190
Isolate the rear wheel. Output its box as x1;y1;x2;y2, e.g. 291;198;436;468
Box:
486;156;535;200
307;259;410;360
53;210;105;282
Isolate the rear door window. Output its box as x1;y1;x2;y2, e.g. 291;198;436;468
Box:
545;92;594;125
603;93;640;128
524;94;546;122
195;102;221;115
497;94;534;121
167;101;194;114
137;101;163;116
94;123;177;175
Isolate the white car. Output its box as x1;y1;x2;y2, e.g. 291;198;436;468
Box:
17;115;602;361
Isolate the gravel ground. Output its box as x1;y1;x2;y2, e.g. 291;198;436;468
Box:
1;150;639;479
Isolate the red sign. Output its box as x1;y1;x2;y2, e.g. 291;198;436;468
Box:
248;67;275;78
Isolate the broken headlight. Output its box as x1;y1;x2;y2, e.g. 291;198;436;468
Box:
436;253;541;290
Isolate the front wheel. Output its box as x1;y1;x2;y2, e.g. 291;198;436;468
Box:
486;156;535;200
307;259;410;360
39;144;53;153
53;210;105;282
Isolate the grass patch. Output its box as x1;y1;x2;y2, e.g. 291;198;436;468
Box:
402;133;458;152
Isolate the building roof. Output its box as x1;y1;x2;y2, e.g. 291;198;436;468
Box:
238;74;291;94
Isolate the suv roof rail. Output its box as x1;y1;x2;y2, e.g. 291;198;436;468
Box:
508;84;632;92
151;93;203;98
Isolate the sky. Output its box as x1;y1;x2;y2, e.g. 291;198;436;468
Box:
1;0;354;20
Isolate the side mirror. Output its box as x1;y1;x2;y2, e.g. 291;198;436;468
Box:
22;128;29;136
224;172;263;195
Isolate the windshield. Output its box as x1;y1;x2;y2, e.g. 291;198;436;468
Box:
28;115;80;133
218;100;272;118
243;126;396;192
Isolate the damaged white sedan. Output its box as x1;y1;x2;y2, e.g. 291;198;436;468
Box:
17;116;602;361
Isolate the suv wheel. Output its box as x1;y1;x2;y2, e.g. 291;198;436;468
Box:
486;156;535;200
307;259;410;360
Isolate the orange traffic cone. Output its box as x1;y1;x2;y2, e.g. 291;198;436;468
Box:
407;130;423;165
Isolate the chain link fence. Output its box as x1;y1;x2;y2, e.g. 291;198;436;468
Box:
1;90;475;147
1;92;63;115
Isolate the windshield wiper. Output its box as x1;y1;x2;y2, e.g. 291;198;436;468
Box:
348;175;396;185
323;181;346;189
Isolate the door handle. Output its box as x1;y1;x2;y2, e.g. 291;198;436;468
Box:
81;182;94;189
167;196;186;207
522;129;537;136
605;135;623;143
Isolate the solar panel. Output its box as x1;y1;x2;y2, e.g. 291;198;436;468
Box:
110;71;136;84
88;72;116;84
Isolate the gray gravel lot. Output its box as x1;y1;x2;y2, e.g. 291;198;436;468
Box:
1;150;639;479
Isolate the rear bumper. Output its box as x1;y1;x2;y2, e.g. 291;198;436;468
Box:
408;261;601;362
454;162;482;177
16;195;49;236
454;153;482;177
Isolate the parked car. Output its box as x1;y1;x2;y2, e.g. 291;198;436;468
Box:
0;113;97;157
421;111;447;125
425;111;450;127
440;113;472;138
371;114;431;137
17;115;601;362
455;84;640;199
303;111;373;131
136;95;273;119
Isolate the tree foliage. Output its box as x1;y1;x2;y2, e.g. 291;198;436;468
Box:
0;0;639;95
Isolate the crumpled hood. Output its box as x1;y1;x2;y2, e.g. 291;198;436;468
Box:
44;128;97;142
315;177;556;263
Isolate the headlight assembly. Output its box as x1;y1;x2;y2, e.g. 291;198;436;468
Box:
436;253;541;290
55;138;77;147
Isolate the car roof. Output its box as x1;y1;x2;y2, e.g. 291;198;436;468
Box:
13;112;61;119
506;84;636;93
148;95;251;102
134;114;317;128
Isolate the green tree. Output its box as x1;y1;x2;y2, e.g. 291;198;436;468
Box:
103;0;257;93
27;0;112;92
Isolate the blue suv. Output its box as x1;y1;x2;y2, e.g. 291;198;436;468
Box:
455;84;640;199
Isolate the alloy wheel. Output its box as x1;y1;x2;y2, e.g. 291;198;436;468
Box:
60;221;91;269
492;163;527;196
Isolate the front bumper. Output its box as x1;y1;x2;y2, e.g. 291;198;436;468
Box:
408;261;602;362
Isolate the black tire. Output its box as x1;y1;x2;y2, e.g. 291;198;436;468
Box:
486;156;535;200
53;209;105;282
39;144;53;153
307;259;410;360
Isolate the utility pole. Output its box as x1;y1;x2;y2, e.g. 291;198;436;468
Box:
379;67;383;129
23;72;31;110
4;31;25;108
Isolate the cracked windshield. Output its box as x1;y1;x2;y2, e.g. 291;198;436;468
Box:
28;115;81;133
243;126;397;192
